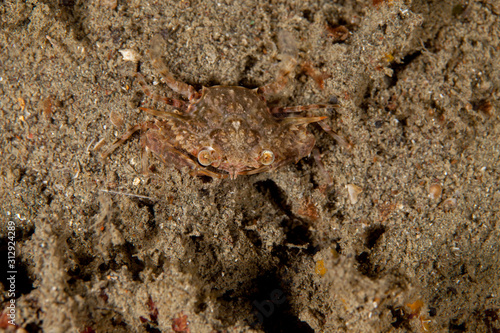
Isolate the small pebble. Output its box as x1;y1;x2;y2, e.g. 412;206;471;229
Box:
429;183;442;200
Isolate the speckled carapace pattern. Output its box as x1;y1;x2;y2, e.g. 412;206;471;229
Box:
105;81;324;180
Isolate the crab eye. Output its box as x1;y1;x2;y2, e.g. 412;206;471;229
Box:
197;147;214;166
197;147;220;166
260;150;275;165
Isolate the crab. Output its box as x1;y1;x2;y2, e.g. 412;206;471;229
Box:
102;50;338;179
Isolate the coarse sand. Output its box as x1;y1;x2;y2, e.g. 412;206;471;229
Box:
0;0;499;332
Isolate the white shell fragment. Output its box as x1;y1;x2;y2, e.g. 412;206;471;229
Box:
118;49;140;62
428;183;443;200
346;184;363;204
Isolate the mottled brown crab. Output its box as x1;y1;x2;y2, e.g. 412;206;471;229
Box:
102;51;337;179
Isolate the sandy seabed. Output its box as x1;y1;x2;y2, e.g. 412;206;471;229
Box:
0;0;499;332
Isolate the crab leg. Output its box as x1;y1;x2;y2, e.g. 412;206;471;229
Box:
135;73;189;111
313;148;333;185
141;131;226;178
272;103;350;148
280;115;327;126
271;104;331;114
101;122;156;159
237;165;272;176
315;119;352;149
190;168;228;179
149;37;199;102
138;107;188;121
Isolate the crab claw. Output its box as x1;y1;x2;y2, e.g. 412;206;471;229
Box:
229;168;238;180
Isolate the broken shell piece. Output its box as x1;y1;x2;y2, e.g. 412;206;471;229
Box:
346;184;363;204
109;111;124;127
100;0;117;9
440;197;457;211
429;183;442;200
118;49;140;62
